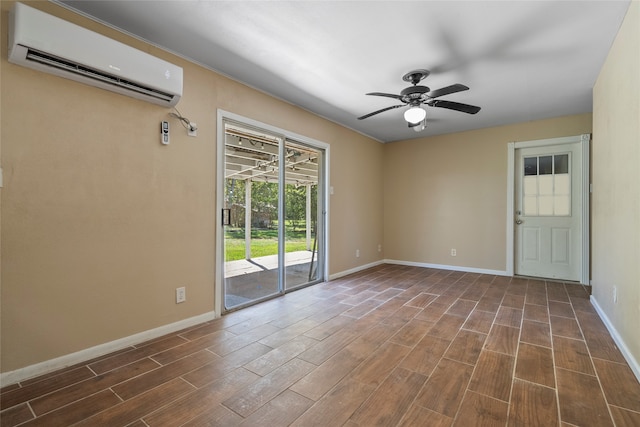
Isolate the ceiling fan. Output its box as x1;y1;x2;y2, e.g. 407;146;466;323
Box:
357;69;481;130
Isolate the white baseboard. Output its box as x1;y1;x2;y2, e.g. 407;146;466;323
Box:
329;260;385;280
1;310;217;387
590;296;640;383
384;259;508;276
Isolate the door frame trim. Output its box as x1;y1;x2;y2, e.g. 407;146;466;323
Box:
215;109;331;316
506;134;590;284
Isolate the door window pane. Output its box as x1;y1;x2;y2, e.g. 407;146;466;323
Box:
524;176;537;196
539;196;554;215
554;196;570;216
524;196;538;216
524;157;538;176
521;153;571;217
538;175;553;195
539;156;553;175
554;154;569;174
555;174;570;195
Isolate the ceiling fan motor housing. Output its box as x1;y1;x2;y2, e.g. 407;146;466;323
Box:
400;85;430;103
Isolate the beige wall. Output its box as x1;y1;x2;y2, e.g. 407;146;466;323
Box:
592;1;640;369
383;114;592;271
0;1;384;372
3;0;636;379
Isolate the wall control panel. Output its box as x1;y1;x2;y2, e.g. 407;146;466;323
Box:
161;121;170;145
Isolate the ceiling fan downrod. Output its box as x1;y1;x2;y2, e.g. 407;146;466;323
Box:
402;69;430;85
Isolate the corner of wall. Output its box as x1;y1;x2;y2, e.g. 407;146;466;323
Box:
590;296;640;382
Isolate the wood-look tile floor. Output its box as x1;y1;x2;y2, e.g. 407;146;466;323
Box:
2;265;640;426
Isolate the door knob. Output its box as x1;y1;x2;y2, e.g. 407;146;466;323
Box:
515;219;523;225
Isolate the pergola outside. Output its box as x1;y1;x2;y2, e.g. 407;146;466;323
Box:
224;126;320;260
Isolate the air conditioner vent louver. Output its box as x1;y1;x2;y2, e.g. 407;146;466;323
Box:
25;48;175;103
8;2;183;107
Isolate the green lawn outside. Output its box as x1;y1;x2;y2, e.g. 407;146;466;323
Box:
224;226;313;262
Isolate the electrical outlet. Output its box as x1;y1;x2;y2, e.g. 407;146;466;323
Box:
451;248;457;257
378;244;382;252
356;249;360;258
176;287;186;304
613;286;617;303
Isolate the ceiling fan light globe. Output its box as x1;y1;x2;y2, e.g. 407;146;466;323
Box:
404;107;426;124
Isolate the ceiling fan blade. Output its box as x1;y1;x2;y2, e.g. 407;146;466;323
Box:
430;100;481;114
357;104;405;120
427;84;469;99
366;92;403;100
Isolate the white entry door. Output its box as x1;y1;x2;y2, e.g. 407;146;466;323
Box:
514;142;584;281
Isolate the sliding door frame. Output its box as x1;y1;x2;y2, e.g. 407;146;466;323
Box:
215;109;330;316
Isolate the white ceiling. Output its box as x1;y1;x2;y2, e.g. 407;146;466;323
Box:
56;0;630;143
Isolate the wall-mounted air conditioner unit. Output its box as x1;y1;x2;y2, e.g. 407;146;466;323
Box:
8;2;183;107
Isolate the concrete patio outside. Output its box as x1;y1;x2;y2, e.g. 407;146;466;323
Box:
224;250;318;309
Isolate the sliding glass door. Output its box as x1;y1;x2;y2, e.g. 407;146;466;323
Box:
284;139;324;290
222;119;325;312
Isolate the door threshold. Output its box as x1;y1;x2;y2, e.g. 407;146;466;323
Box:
514;274;581;284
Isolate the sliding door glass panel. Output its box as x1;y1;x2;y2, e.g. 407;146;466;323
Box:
221;119;326;312
223;122;282;310
284;140;324;290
